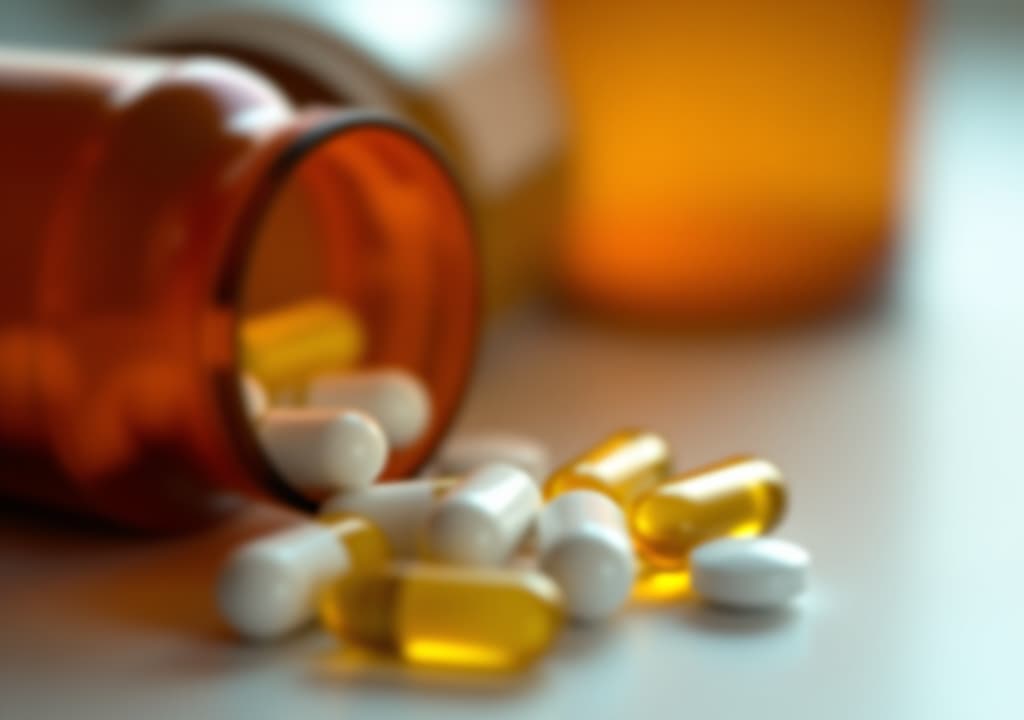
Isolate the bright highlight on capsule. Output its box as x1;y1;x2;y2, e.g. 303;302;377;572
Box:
544;429;671;508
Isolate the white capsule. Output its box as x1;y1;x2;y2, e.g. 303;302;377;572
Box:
239;373;269;419
216;520;356;641
307;369;431;448
433;432;552;484
320;477;459;556
691;537;810;610
423;463;541;566
258;407;388;499
537;490;636;622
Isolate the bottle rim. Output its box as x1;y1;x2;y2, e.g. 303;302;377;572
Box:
216;109;480;512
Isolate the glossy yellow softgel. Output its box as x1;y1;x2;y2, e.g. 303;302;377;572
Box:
630;455;787;569
319;563;564;670
544;429;671;508
241;299;365;396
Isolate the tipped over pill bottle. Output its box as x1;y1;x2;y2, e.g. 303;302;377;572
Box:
0;50;479;531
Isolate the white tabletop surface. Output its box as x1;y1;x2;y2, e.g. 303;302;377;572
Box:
2;2;1024;719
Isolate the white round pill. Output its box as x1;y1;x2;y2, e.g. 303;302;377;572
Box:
423;463;541;566
307;369;431;448
216;522;350;641
433;433;552;484
258;407;388;499
690;537;810;610
538;490;636;622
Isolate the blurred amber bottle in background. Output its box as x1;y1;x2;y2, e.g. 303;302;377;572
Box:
546;0;915;323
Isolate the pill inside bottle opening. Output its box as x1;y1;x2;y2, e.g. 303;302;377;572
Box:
228;124;477;489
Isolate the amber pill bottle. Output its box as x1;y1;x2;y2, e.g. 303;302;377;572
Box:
0;50;479;531
545;0;915;324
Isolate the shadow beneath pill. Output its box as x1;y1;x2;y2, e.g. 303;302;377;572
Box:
551;619;622;661
307;645;548;698
141;630;337;680
679;601;799;635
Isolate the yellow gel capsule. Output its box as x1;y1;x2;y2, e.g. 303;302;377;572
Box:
241;299;365;395
630;455;787;569
319;564;564;671
544;429;671;508
318;512;392;571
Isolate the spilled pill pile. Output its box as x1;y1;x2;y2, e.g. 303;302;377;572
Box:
218;370;811;671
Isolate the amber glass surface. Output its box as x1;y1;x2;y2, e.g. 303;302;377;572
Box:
0;51;478;530
546;0;914;323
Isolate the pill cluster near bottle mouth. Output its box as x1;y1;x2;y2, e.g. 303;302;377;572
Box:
219;395;813;672
240;367;431;501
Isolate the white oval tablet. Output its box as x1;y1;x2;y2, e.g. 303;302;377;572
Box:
433;433;552;484
258;407;388;498
423;463;541;566
690;537;810;610
307;369;431;448
538;490;636;622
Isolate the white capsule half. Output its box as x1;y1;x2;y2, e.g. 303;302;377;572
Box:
239;373;269;420
423;463;541;566
538;490;636;622
307;369;431;448
690;537;810;610
216;522;350;641
433;432;552;484
320;477;459;556
258;407;388;498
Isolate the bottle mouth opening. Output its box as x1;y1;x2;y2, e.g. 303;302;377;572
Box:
220;112;479;510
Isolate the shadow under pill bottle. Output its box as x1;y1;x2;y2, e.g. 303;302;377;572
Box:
0;49;479;532
128;0;566;314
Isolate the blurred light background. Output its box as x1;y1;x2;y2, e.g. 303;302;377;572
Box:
0;0;1020;328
